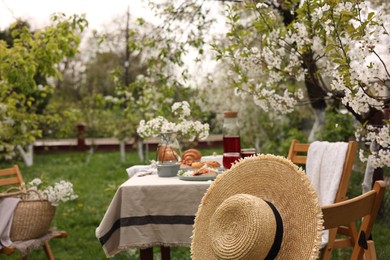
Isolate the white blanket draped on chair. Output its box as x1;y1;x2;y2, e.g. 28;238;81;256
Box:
306;141;349;247
0;197;20;249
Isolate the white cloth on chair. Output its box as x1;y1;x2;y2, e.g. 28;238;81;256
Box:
306;141;349;247
0;197;20;249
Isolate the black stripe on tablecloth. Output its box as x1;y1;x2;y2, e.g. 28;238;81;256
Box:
99;215;195;246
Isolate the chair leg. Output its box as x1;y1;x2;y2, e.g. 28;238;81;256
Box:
364;240;377;260
43;241;55;260
346;222;357;246
320;228;338;260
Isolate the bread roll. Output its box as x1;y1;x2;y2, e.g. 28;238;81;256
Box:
181;149;202;166
182;149;202;161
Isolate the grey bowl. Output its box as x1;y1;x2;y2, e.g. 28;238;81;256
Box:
157;162;181;177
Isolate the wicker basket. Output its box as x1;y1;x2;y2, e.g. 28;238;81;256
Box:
9;190;56;241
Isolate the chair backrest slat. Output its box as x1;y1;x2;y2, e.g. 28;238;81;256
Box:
0;177;22;187
0;165;25;191
0;168;19;176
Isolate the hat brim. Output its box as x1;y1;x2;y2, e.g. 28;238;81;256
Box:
191;154;323;260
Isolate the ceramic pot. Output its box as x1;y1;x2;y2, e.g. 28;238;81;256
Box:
157;162;180;177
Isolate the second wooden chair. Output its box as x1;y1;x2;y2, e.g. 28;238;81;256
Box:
287;139;358;257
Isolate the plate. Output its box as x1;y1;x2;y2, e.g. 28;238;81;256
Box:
177;167;225;181
178;175;217;181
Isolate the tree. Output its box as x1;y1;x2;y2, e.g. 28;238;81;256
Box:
103;1;218;161
212;0;390;191
0;13;88;165
119;1;311;161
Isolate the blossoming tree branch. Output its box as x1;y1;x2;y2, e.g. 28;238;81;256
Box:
137;101;210;142
212;0;389;191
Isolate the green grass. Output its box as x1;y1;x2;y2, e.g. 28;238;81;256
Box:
1;150;389;259
0;150;216;259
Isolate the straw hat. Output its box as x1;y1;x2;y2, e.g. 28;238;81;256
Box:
191;154;323;260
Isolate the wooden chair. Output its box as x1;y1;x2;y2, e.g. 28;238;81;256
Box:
321;180;386;260
287;139;359;256
0;165;67;260
287;139;358;202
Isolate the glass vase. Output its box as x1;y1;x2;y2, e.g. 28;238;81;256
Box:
156;132;180;163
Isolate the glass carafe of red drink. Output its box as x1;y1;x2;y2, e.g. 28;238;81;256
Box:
222;111;241;169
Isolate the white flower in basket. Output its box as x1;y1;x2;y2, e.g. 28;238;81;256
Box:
9;178;78;241
25;178;78;206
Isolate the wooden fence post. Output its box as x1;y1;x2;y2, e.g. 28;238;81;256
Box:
77;123;87;151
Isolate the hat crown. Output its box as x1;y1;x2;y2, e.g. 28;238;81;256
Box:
210;194;277;260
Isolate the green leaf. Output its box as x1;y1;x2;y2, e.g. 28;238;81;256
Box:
368;12;375;20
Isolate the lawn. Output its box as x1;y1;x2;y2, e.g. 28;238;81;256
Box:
1;149;389;259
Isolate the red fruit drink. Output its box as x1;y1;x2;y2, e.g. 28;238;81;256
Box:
240;148;256;158
223;152;240;169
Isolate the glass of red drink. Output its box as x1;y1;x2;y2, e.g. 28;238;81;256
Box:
240;148;256;158
223;152;240;169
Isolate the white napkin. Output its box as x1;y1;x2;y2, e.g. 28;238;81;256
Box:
0;197;21;249
126;161;158;178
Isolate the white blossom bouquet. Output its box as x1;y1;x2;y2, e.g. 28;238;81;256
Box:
25;178;78;206
137;101;210;142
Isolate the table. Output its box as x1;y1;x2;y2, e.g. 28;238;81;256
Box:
96;172;213;258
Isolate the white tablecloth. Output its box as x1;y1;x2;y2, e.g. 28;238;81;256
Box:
96;173;212;257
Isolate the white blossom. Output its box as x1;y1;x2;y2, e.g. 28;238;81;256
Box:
218;0;390;168
25;178;77;207
256;3;268;9
312;4;330;22
137;101;209;141
29;178;43;186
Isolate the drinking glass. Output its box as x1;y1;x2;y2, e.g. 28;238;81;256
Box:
223;152;240;169
240;148;256;158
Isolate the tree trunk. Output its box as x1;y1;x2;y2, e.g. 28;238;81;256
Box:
17;144;33;167
362;141;378;193
308;108;326;142
255;136;261;154
362;109;386;192
303;51;328;142
137;138;145;162
120;140;126;162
